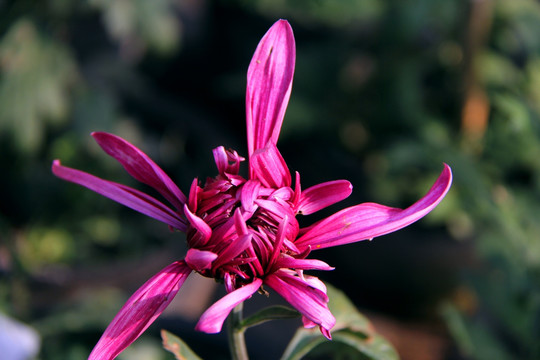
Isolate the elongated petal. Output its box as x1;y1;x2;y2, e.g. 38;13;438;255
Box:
52;160;187;231
195;278;263;333
89;261;192;360
92;132;186;209
274;257;334;271
297;180;353;215
292;171;301;205
265;271;335;338
250;142;291;188
268;215;289;267
246;19;295;157
295;164;452;250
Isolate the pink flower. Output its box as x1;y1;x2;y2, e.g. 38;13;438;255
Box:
52;19;452;360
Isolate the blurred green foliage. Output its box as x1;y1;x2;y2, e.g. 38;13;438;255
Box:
0;18;76;152
89;0;181;55
2;0;540;359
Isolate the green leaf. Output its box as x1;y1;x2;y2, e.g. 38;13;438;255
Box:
332;330;398;360
440;302;474;356
280;328;327;360
326;284;374;333
160;329;202;360
281;283;399;360
240;305;300;330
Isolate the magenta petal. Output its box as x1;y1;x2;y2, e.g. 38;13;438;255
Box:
268;215;289;266
295;164;453;250
246;19;295;157
255;197;295;221
88;261;192;360
184;204;212;247
302;316;316;328
292;171;301;205
195;278;263;333
297;180;353;215
212;146;229;175
92;132;187;209
302;274;328;294
239;179;261;213
52;160;187;231
185;249;218;271
233;207;249;236
274;257;334;271
250;142;291;188
187;178;200;213
265;271;335;337
212;234;253;270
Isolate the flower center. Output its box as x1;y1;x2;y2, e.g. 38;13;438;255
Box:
184;147;301;290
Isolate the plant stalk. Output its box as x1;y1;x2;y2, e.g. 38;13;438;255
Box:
227;303;249;360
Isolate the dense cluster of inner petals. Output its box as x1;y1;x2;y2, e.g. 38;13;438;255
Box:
184;146;302;292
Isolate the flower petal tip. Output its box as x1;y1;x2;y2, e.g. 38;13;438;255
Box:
275;19;292;30
435;163;453;199
90;131;108;140
194;322;220;334
442;163;453;183
321;327;332;340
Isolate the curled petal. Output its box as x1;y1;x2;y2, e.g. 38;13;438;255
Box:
213;146;246;176
295;164;453;250
297;180;353;215
265;271;335;339
195;278;263;333
303;316;316;329
227;149;245;175
250;142;291;188
302;274;328;294
187;178;200;213
246;19;295;157
52;160;187;231
184;205;212;247
212;146;229;175
185;249;218;271
92;132;186;209
240;180;261;213
269;186;294;202
89;261;192;360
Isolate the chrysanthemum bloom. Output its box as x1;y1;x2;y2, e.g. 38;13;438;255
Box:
53;19;452;360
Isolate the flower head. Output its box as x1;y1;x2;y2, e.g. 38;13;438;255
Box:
52;19;452;360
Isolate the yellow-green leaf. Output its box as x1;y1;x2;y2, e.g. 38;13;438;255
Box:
161;329;202;360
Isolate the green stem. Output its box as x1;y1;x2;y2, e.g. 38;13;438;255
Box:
227;303;249;360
